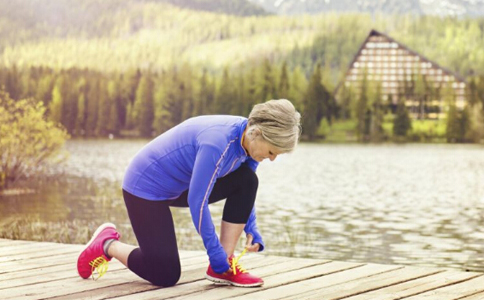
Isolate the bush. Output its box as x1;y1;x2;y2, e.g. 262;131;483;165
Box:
0;91;69;190
408;119;446;142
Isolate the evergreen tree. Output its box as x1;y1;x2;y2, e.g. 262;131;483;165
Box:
75;93;86;136
125;101;135;130
36;75;55;108
179;64;194;121
244;67;258;116
134;73;155;137
459;105;471;142
125;69;142;106
356;72;369;141
393;98;412;138
260;59;276;101
49;84;63;124
194;69;208;116
414;74;426;120
85;78;99;136
107;80;121;135
278;61;290;99
5;65;21;100
288;66;307;113
95;79;110;136
446;100;460;143
215;68;236;114
161;69;184;131
370;83;384;142
302;63;330;140
338;84;353;120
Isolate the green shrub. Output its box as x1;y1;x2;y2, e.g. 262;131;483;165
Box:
0;91;70;190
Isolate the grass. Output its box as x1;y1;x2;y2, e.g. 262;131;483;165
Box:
320;117;448;143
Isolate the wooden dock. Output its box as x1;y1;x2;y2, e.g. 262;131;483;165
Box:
1;238;484;300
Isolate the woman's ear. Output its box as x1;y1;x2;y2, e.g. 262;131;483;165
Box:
250;127;261;139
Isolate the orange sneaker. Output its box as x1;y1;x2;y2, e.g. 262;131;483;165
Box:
205;250;264;287
77;223;120;280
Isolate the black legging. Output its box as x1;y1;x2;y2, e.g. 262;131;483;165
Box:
123;164;258;287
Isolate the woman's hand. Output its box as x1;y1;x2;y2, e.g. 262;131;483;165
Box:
245;234;260;252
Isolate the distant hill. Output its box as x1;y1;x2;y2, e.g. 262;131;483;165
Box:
248;0;484;17
0;0;483;78
157;0;269;16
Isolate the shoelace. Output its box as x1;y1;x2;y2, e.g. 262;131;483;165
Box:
231;248;248;275
89;256;109;280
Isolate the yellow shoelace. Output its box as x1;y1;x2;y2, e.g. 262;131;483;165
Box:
231;248;248;275
89;256;109;280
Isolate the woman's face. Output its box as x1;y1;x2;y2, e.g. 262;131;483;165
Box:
244;130;281;162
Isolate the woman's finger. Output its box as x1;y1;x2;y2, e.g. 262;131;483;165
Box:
245;234;254;247
246;243;260;252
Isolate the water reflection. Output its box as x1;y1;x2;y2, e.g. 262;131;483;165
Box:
1;140;484;272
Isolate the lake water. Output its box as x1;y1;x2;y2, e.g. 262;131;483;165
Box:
1;140;484;272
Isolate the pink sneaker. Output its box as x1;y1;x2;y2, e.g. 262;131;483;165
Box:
77;223;120;280
205;255;264;287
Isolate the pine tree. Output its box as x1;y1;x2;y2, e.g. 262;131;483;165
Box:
459;105;471;142
260;59;276;101
125;69;142;106
85;78;99;136
393;98;412;138
179;64;194;121
107;80;120;135
50;84;63;124
134;73;155;137
160;69;184;131
215;68;235;114
446;100;460;143
414;74;426;120
194;69;208;116
75;93;86;136
244;67;258;116
5;65;21;100
125;101;135;130
278;61;290;99
370;83;384;142
230;74;245;116
96;80;110;136
288;66;307;113
302;63;330;140
356;72;369;141
36;75;55;108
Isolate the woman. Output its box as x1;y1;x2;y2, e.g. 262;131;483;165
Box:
77;99;301;287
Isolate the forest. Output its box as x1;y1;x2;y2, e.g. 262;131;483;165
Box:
1;0;484;142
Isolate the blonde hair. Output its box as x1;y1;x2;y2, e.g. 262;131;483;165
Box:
248;99;301;153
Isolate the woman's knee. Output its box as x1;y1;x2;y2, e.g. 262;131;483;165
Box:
149;271;180;287
240;164;259;191
148;262;181;287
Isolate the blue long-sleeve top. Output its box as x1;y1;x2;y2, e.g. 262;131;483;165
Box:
122;115;264;273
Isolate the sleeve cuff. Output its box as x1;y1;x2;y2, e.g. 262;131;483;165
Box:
247;230;265;252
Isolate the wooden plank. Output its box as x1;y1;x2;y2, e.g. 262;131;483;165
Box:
44;255;286;300
2;239;484;300
222;263;402;300
0;239;33;246
4;252;269;300
285;266;444;300
458;291;484;300
0;242;74;256
0;250;208;291
151;260;362;300
109;256;334;300
0;247;80;263
343;270;483;300
0;253;79;274
0;250;204;284
404;275;484;300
